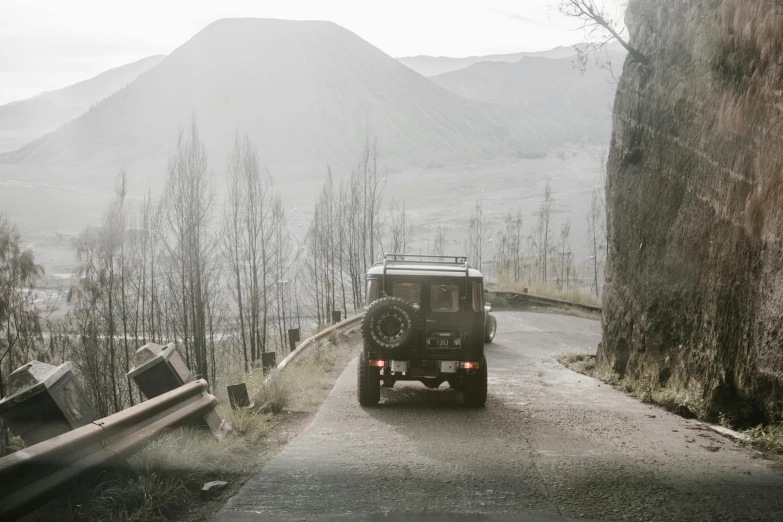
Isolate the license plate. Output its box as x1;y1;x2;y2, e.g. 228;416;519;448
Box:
426;337;461;349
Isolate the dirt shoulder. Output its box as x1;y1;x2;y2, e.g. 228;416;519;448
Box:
181;332;362;521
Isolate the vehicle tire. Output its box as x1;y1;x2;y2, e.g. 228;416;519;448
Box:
463;356;488;408
484;315;497;344
357;352;381;406
362;297;419;351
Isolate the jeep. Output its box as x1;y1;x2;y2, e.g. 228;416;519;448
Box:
357;254;497;407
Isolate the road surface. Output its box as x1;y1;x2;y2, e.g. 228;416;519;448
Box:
215;311;783;522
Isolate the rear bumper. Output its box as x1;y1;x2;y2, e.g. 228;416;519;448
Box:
368;358;481;380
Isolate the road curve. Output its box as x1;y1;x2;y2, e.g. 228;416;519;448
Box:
215;311;783;522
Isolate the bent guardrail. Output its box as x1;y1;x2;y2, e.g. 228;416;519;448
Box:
0;380;217;521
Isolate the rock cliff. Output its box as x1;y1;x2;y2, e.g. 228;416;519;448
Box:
601;0;783;424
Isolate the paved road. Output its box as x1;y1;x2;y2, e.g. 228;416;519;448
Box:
215;312;783;522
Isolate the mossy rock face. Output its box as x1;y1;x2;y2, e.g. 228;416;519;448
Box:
602;0;783;425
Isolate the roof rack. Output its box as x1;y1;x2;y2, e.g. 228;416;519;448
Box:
383;253;468;265
379;254;472;304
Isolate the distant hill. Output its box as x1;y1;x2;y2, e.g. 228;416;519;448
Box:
0;55;165;153
0;18;567;188
398;42;627;77
397;46;578;77
431;51;627;143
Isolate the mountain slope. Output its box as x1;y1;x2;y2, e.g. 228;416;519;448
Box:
397;46;578;77
0;55;165;153
431;52;626;142
0;18;567;186
398;42;627;77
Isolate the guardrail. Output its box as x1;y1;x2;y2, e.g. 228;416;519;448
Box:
278;314;363;370
486;291;602;314
0;314;364;520
0;380;216;521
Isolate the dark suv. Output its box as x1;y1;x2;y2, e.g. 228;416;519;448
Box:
358;254;497;407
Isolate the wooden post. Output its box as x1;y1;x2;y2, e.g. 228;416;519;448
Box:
226;383;250;410
261;352;277;374
288;328;300;352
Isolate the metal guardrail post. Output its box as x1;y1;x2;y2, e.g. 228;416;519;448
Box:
0;361;97;447
332;310;342;324
127;342;230;439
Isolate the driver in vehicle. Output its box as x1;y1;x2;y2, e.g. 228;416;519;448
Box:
432;285;457;311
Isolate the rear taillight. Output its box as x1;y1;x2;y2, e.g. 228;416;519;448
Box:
460;361;480;369
369;359;386;368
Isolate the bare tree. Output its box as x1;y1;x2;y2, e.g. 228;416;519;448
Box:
556;220;573;291
433;225;447;256
386;198;414;255
494;209;524;285
222;133;249;370
465;200;491;272
0;214;44;399
162;119;217;382
222;132;292;366
557;0;646;73
534;183;554;284
67;170;133;413
357;135;387;267
586;187;606;296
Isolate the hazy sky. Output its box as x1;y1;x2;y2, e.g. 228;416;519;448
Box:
0;0;585;105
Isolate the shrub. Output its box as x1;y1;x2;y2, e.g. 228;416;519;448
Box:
222;406;270;444
251;369;293;414
743;423;783;456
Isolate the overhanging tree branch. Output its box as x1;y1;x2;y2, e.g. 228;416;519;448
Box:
558;0;648;66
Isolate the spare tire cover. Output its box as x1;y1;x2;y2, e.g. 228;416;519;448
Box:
362;296;418;350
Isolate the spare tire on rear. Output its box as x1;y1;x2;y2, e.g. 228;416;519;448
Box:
362;297;418;351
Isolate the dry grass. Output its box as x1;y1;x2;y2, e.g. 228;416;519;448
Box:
43;428;255;522
29;330;361;522
249;369;293;414
285;337;353;412
558;352;708;419
743;423;783;459
220;406;270;444
557;352;597;375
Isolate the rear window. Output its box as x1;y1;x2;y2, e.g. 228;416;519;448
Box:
472;282;483;312
430;284;459;312
366;279;379;307
392;282;421;309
